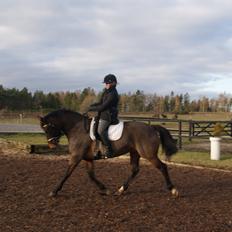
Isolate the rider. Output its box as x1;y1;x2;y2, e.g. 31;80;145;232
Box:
88;74;119;158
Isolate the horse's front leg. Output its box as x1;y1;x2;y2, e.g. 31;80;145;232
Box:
49;155;82;197
85;161;110;195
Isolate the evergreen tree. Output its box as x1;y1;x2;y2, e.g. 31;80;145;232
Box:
0;85;231;113
130;90;145;112
183;93;190;113
169;91;175;112
33;91;46;110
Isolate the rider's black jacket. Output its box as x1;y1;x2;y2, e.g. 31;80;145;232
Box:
88;86;119;124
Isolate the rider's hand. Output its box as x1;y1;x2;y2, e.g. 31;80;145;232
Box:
83;110;89;116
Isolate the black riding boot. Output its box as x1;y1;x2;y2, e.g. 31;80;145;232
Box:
100;133;114;159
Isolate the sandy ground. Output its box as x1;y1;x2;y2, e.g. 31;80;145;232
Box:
0;152;231;232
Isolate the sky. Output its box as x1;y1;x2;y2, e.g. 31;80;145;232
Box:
0;0;232;99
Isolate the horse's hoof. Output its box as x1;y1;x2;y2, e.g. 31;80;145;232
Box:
49;191;57;198
171;188;179;198
104;189;111;195
114;186;124;196
100;189;111;196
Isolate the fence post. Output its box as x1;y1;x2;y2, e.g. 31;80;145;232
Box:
231;121;232;137
192;122;195;137
19;114;23;124
178;120;182;149
189;120;192;141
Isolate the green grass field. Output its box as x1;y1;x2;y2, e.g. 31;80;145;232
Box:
121;112;232;121
0;133;68;145
165;151;232;171
0;117;39;124
0;133;231;170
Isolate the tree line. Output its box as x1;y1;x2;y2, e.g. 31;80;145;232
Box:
0;85;231;113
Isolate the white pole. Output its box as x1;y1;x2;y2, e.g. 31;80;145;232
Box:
19;114;23;124
210;137;221;160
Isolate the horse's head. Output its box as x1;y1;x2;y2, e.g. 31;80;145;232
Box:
39;109;85;148
39;116;63;149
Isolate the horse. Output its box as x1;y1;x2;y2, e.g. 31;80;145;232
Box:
39;109;179;197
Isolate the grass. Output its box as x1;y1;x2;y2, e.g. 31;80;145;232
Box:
0;133;68;145
121;112;232;121
0;118;39;124
0;133;231;171
165;151;232;171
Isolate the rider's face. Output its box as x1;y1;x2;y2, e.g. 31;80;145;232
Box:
105;82;116;89
105;83;111;89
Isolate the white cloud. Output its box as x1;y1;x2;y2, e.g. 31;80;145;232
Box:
0;0;232;98
0;26;33;49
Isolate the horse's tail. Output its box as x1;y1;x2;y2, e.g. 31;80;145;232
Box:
151;125;178;160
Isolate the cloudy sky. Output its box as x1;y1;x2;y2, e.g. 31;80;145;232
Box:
0;0;232;98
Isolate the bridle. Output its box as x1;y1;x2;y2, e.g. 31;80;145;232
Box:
42;123;62;144
42;112;88;144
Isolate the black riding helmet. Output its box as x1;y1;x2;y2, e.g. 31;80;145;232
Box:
103;74;117;84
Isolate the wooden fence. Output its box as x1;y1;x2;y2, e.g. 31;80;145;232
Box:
119;116;232;149
0;114;231;150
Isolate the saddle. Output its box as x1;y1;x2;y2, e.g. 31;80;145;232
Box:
89;117;124;141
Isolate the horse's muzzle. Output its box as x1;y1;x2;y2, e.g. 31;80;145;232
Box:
48;142;57;149
47;136;60;149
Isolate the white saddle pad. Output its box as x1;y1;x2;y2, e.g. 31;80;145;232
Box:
90;118;124;141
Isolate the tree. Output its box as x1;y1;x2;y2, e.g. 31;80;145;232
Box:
0;85;231;113
144;94;154;112
199;96;209;112
183;93;190;113
174;95;181;113
164;95;170;112
119;94;130;113
129;90;145;112
33;91;46;110
19;87;33;109
63;92;79;110
79;94;96;112
168;91;175;112
217;93;230;112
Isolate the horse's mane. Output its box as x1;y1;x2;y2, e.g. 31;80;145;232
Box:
44;108;82;120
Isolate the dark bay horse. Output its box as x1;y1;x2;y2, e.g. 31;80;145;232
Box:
39;109;179;197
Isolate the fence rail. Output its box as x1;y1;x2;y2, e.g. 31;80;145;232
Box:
119;116;232;149
0;115;232;149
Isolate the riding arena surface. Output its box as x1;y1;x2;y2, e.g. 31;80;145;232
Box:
0;152;231;232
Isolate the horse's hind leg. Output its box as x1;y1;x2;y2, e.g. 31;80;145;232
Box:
115;150;140;196
149;157;179;197
85;161;110;195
